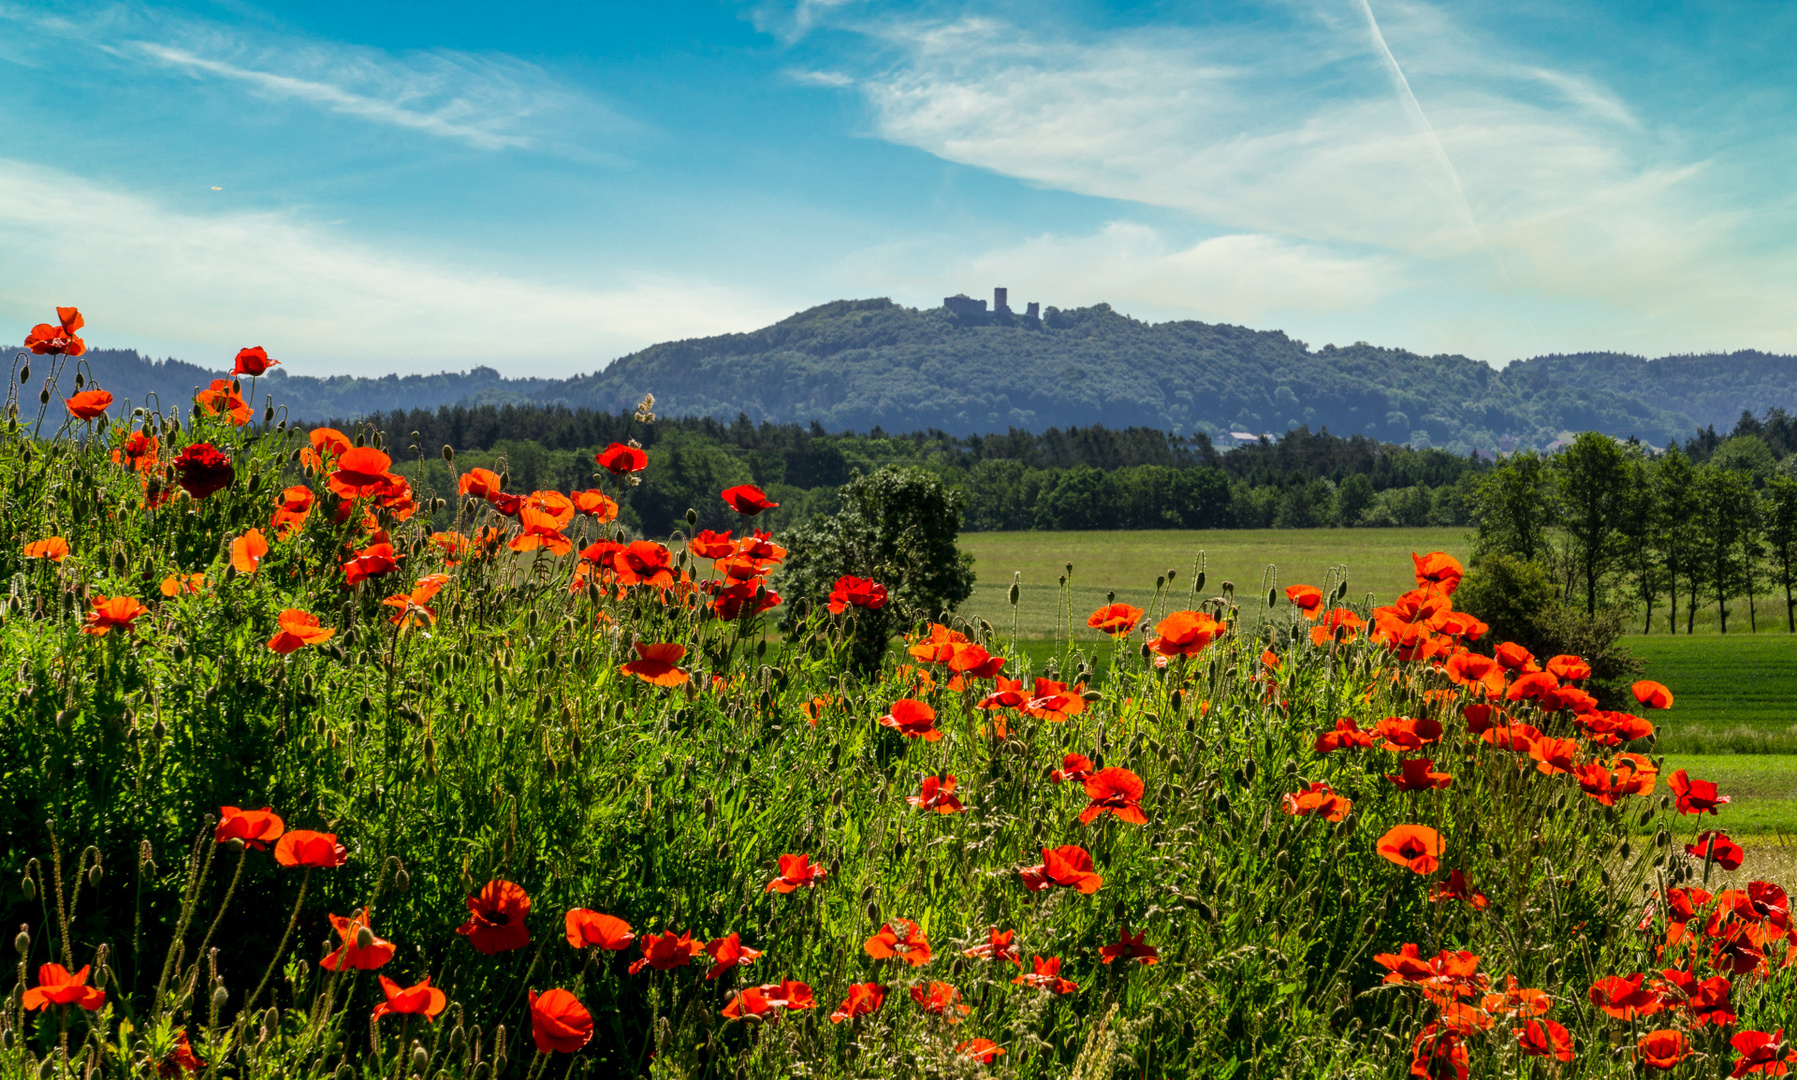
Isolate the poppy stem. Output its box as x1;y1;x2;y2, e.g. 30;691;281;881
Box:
192;843;249;971
247;867;311;1011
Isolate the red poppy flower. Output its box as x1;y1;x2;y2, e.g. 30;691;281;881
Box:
963;927;1020;965
1731;1029;1796;1077
1590;974;1661;1020
908;775;965;814
1098;927;1159;965
171;443;234;499
25;307;85;356
232;346;279;376
1527;736;1580;776
111;427;159;474
1012;955;1077;994
722;980;815;1020
1147;610;1223;657
1284;584;1325;617
216;806;285;848
371;974;445;1021
595;443;647;476
1637;1029;1689;1070
910;980;966;1020
267;609;334;655
1018;845;1104;893
679;529;730;561
323;447;391;500
1516;1019;1574;1062
1314;717;1376;753
1669;769;1730;815
612;541;675;589
620;642;690;687
1443;651;1504;697
456;467;502;500
1372;716;1442;752
1429;869;1489;909
879;698;940;741
457;880;531;954
629;930;704;973
1282;781;1352;822
1633;680;1675;709
341;542;400;587
1612;752;1658;797
83;595;150;636
1409;1024;1468;1080
160;572;205;597
1686;831;1746;872
64;389;113;420
507;506;573;556
1493;641;1537;671
957;1038;1006;1063
194;379;252;426
1376;825;1443;874
827;575;889;613
1387;758;1453;792
765;853;828;893
23;536;69;562
1087;603;1145;635
1080;767;1146;825
230;528;269;576
275;830;347;868
565;909;635;951
21;964;104;1011
1660;970;1736;1028
719;484;778;514
161;1029;205;1074
529;988;593;1053
1480;975;1549;1019
321;909;395;971
1050;753;1095;783
270;485;315;538
1480;722;1541;754
701;932;762;979
863;920;932;966
829;982;887;1022
1310;607;1365;646
1412;551;1463;593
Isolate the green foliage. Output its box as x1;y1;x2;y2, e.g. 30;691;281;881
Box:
1453;555;1641;698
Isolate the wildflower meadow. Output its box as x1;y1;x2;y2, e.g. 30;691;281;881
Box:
2;308;1793;1078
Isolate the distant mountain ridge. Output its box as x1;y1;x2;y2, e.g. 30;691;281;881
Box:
40;297;1797;453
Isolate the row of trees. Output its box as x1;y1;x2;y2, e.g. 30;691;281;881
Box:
1473;432;1797;632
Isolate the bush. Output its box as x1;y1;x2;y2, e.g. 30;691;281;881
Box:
1454;554;1643;699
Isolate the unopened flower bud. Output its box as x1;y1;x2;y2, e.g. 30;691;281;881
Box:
412;1044;429;1070
212;985;229;1011
14;928;29;955
19;875;35;901
87;864;102;887
355;924;375;951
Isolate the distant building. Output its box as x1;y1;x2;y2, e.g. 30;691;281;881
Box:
943;287;1041;325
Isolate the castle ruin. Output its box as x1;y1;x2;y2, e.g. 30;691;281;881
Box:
943;287;1041;325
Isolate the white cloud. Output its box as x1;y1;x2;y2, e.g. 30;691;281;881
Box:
0;162;784;376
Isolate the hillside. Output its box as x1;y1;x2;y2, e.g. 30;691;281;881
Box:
43;298;1797;451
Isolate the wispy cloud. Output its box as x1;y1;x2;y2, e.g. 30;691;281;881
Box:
0;162;783;375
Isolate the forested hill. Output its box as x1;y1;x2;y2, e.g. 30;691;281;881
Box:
45;298;1797;452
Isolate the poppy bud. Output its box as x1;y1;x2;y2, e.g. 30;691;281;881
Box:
13;927;28;954
412;1045;429;1071
354;924;375;951
17;364;27;382
1152;575;1161;590
87;864;102;887
865;900;880;924
1008;581;1020;606
343;763;356;784
212;984;229;1012
39;386;50;404
152;718;167;740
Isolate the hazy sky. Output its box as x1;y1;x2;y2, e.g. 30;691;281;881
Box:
2;0;1792;376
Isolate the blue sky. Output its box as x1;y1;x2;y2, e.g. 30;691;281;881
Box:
1;0;1793;376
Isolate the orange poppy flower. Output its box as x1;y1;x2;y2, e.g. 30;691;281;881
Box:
341;542;400;586
1589;974;1661;1020
722;980;814;1020
702;932;762;979
83;595;150;635
1528;736;1580;776
194;379;252;426
1412;551;1463;593
571;488;618;521
215;806;285;848
1443;651;1504;696
620;642;689;686
21;964;104;1011
1051;753;1095;783
1023;677;1087;722
1375;824;1443;874
1481;975;1550;1019
1574;762;1617;804
381;574;449;630
685;529;734;560
1371;716;1442;752
612;541;675;588
1018;845;1104;893
23;536;68;562
1087;603;1145;635
111;427;159;473
1613;752;1659;797
1098;927;1158;965
321;909;395;971
1515;1019;1574;1062
1147;610;1223;657
326;447;393;500
1012;955;1076;994
1480;722;1541;754
565;909;635;951
161;1029;204;1075
1080;767;1146;825
453;468;499;500
230;528;269;575
1281;781;1352;822
457;880;531;954
829;982;887;1022
1687;831;1745;872
765;853;828;893
372;975;446;1021
629;931;703;973
1284;584;1324;618
976;675;1028;711
1314;717;1376;753
508;505;573;556
528;988;593;1053
1429;869;1488;910
161;574;205;596
908;775;965;814
957;1038;1006;1063
24;307;85;356
1669;769;1730;815
864;920;932;966
879;698;940;741
1730;1029;1796;1075
910;980;966;1020
1310;607;1364;646
1636;1029;1689;1070
962;927;1020;965
267;609;334;655
828;575;889;613
1491;641;1536;671
64;389;113;419
1633;680;1674;709
232;346;279;376
595;443;647;475
275;830;347;868
720;484;778;514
